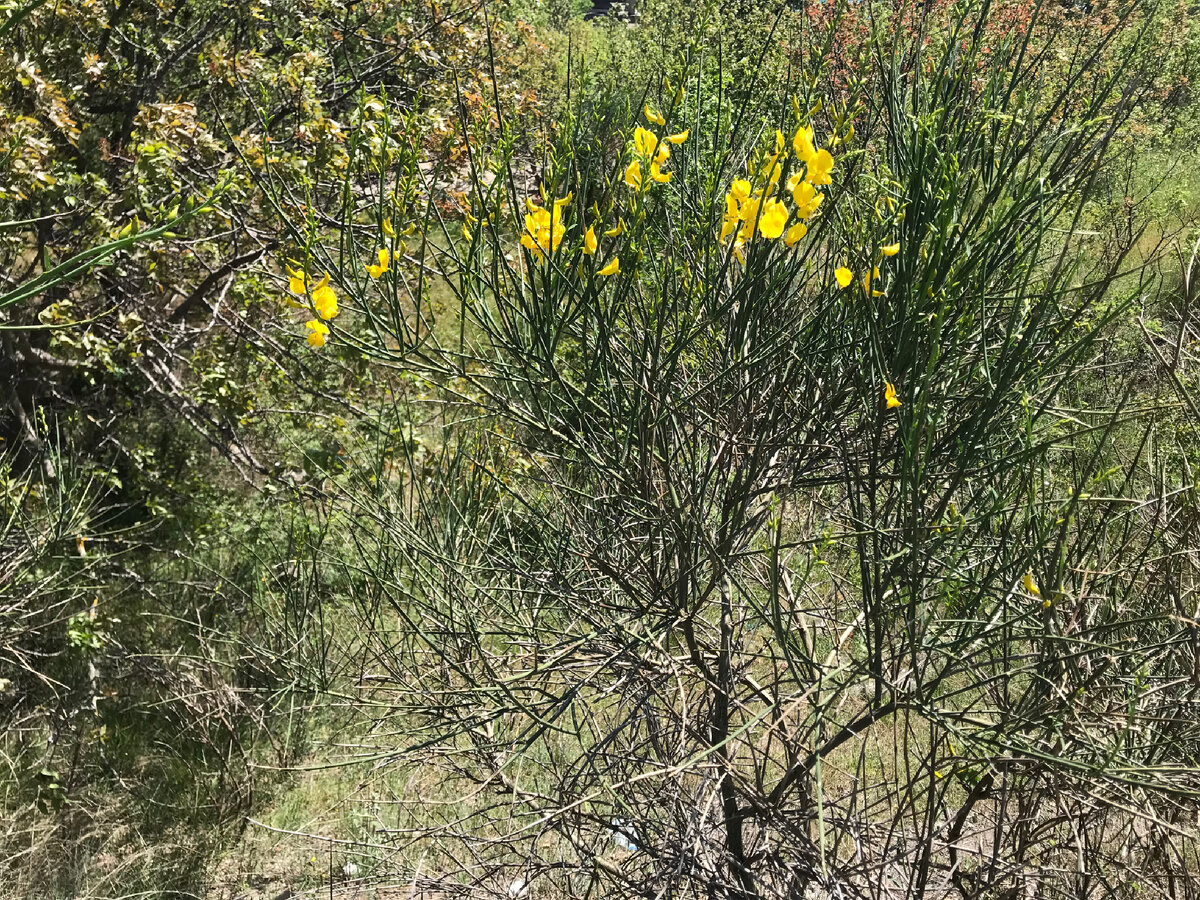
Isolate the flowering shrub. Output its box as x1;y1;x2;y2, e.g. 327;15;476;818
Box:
265;0;1200;895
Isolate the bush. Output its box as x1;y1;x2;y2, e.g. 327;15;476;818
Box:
275;0;1200;895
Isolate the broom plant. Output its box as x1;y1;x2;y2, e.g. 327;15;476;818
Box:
268;0;1200;894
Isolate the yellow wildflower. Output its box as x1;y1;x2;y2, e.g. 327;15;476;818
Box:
792;126;834;184
758;198;789;239
583;225;598;255
720;193;741;243
624;160;643;190
807;149;834;186
792;180;824;219
864;266;883;297
382;217;395;238
650;162;672;184
287;266;308;296
598;257;620;276
605;219;625;237
885;382;901;409
365;248;389;278
792;126;817;165
1023;572;1041;598
644;103;665;126
730;179;752;202
784;222;807;247
835;267;853;289
634;127;659;158
305;319;330;348
521;197;568;261
736;196;761;245
461;212;479;243
665;130;689;144
312;273;338;320
882;242;900;257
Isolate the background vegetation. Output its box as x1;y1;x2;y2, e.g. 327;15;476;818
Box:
3;0;1200;896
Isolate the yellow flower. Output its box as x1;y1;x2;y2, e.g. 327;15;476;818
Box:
583;225;598;255
665;130;689;144
835;267;853;289
758;198;789;239
719;193;741;243
605;219;625;237
864;265;883;297
634;126;658;158
885;382;901;409
650;162;672;184
312;273;338;320
1023;572;1041;598
806;149;834;186
644;103;665;126
462;212;485;243
882;242;900;257
522;197;568;261
382;217;395;238
365;248;389;278
598;257;620;276
792;126;835;184
305;319;330;348
784;222;807;247
791;180;824;219
730;179;752;202
736;196;761;244
287;267;308;296
624;160;643;190
792;125;817;165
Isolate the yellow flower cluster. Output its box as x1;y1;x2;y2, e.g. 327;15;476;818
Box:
624;106;687;193
288;266;339;327
519;189;624;277
519;107;687;278
719;125;834;262
287;265;339;350
521;193;570;262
